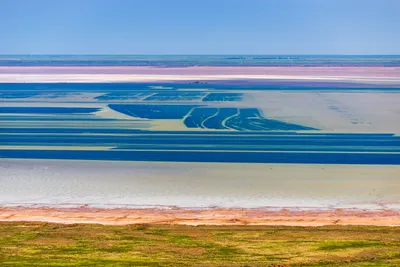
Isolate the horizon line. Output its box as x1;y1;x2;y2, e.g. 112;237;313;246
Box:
1;54;400;56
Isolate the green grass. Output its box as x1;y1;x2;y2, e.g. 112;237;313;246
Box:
0;222;399;266
318;241;384;251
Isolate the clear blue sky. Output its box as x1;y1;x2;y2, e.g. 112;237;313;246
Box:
0;0;399;55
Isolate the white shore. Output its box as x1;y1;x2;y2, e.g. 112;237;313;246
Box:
1;159;399;211
0;66;400;83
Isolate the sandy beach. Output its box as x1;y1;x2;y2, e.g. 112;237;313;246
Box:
1;206;399;226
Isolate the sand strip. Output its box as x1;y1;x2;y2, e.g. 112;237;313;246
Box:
1;207;399;226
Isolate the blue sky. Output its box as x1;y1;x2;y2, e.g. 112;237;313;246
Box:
0;0;399;54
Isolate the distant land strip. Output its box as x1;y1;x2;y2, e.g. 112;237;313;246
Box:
0;66;400;84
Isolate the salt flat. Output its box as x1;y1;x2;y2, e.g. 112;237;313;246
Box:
1;159;399;210
248;91;400;132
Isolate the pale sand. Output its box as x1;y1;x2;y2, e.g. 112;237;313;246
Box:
95;106;143;120
247;91;400;132
149;119;199;131
1;207;399;226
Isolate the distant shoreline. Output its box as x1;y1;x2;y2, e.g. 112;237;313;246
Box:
1;55;399;68
0;66;399;84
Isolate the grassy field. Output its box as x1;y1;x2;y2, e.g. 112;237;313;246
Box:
0;222;399;266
